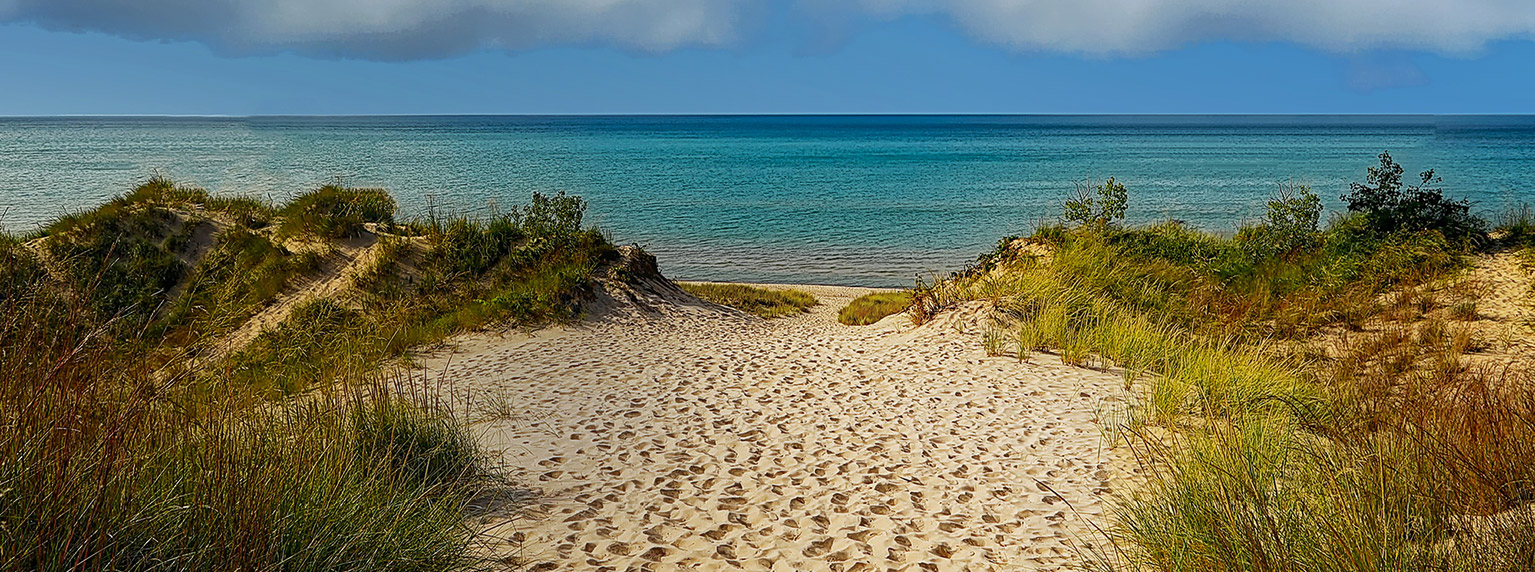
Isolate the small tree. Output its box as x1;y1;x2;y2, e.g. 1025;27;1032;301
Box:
1064;177;1128;228
1341;151;1484;244
1238;181;1322;260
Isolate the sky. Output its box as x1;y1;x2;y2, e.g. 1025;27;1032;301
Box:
0;0;1533;115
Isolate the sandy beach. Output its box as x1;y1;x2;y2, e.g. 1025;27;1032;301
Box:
422;283;1136;571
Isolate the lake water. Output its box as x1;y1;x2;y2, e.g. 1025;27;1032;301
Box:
2;115;1532;287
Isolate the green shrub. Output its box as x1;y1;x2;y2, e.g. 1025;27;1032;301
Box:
516;190;587;238
1341;151;1486;245
1064;176;1129;228
839;291;913;325
1238;182;1323;261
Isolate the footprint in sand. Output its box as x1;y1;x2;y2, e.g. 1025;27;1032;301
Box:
422;285;1134;571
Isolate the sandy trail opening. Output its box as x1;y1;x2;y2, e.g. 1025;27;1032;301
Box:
424;285;1135;572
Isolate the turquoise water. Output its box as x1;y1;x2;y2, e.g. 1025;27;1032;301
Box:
3;115;1533;287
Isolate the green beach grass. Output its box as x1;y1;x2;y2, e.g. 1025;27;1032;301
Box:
838;291;912;325
0;178;623;570
919;158;1535;571
680;282;819;319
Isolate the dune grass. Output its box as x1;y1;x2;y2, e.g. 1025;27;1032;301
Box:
229;191;618;395
680;282;819;319
923;167;1535;571
0;277;498;572
838;291;913;325
278;184;395;239
0;178;623;569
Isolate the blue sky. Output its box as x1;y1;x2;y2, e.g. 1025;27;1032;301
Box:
1;1;1532;115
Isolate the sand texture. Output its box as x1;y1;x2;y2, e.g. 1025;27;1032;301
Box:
424;284;1133;572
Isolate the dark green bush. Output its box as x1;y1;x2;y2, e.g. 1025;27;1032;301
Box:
1341;151;1486;245
515;190;587;238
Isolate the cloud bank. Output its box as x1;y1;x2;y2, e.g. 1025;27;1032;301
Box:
0;0;749;59
1;0;1533;59
861;0;1535;55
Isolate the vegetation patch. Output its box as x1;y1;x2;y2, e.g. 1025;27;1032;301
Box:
920;152;1535;571
279;184;396;239
681;282;819;319
838;291;912;325
0;277;497;572
1;178;626;569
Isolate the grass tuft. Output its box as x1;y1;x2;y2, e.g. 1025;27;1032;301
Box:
681;282;819;319
279;185;396;239
838;291;913;325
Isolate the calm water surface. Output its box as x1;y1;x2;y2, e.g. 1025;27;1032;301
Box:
2;115;1532;287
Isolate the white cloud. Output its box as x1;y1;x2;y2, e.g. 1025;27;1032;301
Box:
1;0;1533;60
852;0;1535;55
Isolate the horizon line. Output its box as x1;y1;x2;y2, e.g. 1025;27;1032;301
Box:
3;112;1535;119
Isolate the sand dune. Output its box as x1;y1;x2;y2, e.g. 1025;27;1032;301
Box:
424;284;1134;571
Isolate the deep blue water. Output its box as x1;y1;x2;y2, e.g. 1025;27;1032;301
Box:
2;115;1532;287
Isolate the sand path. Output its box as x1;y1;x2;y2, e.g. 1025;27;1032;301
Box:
426;285;1133;572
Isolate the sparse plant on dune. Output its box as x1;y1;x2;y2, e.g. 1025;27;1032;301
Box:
1237;181;1323;261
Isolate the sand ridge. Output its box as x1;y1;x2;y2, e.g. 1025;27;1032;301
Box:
425;284;1134;571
